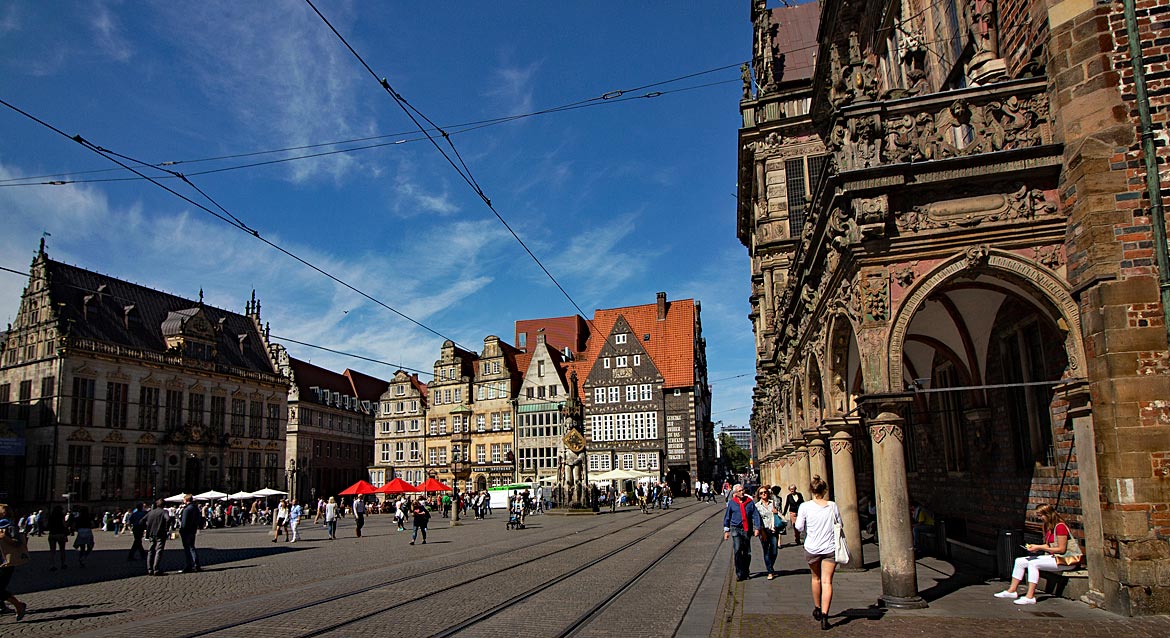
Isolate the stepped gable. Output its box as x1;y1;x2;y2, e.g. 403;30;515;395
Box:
45;257;275;375
573;295;696;397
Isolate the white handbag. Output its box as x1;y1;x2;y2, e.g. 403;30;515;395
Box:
834;519;851;564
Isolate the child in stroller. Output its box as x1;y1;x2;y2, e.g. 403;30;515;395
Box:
506;493;526;530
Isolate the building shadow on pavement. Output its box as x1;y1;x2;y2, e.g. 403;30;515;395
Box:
15;546;300;595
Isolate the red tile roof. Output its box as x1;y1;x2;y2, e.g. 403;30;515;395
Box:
344;368;390;402
571;295;697;396
289;357;387;402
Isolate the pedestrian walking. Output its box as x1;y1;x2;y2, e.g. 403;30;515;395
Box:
795;475;841;630
287;499;302;543
783;484;806;545
324;497;338;540
72;507;96;568
179;495;203;572
142;499;171;576
410;497;430;545
272;499;288;542
722;483;758;581
753;486;781;579
46;505;69;571
126;503;148;561
0;505;29;621
353;497;366;538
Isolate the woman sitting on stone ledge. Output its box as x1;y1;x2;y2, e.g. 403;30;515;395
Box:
993;504;1083;605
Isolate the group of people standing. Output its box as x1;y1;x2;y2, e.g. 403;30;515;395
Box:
722;476;841;631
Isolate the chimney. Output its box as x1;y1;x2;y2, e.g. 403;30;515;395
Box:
656;291;667;321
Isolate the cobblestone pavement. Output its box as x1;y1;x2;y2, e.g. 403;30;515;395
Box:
3;500;1168;637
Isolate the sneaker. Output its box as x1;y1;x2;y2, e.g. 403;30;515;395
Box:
994;590;1019;599
1014;597;1037;605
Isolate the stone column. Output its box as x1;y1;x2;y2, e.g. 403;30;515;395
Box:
1057;380;1104;604
805;429;830;487
793;443;811;497
867;403;926;608
827;417;864;570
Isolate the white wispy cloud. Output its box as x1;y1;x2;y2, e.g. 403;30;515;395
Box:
162;1;377;184
543;211;660;303
486;61;541;116
90;1;131;62
393;172;459;216
0;4;20;34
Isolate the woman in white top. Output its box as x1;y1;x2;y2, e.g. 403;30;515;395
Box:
795;475;841;631
324;497;338;540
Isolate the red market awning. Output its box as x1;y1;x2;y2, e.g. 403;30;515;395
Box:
338;480;379;496
377;478;418;494
418;478;452;492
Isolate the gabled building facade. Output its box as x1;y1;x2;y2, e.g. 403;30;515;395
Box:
277;352;382;502
0;243;288;508
468;335;522;491
516;331;569;485
426;340;476;492
372;369;428;489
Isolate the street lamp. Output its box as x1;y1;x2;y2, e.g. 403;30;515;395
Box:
450;461;462;526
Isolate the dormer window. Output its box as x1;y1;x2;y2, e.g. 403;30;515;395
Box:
615;333;627;344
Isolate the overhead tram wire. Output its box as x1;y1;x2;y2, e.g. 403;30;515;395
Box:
305;0;601;328
0;264;434;379
0;60;747;188
0;97;467;352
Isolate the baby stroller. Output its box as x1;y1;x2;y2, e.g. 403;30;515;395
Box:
506;510;524;530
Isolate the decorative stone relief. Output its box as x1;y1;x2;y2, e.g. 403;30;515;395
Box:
964;244;991;269
860;269;890;323
898;185;1057;232
830;439;853;455
870;423;904;444
891;262;918;287
853;195;889;237
1033;245;1065;270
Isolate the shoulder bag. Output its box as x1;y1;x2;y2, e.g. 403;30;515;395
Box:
833;507;851;564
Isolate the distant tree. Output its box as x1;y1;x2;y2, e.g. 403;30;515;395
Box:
719;433;751;473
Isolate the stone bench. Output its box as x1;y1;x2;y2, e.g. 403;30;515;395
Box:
1038;567;1089;600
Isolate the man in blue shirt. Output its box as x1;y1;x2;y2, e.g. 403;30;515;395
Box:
722;484;759;581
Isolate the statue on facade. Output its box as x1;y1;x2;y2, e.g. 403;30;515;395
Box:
964;0;1006;83
741;63;753;99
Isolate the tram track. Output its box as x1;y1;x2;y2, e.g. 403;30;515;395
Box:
170;504;690;638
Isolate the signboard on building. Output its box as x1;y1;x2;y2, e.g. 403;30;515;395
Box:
666;414;685;463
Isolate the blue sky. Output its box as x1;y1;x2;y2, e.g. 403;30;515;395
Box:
0;2;756;427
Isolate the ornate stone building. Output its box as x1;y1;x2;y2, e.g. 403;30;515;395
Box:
468;336;522;491
515;332;570;486
575;293;714;494
371;369;428;489
426;340;476;492
277;352;382;502
740;0;1170;615
0;243;288;508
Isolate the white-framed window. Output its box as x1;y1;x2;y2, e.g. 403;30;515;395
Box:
649;454;659;470
394;442;404;462
503;442;512;459
396;385;406;395
429;419;438;435
599;454;612;470
488;384;497;399
616;413;632;440
491;413;501;430
454;388;462;402
634;355;641;366
603;358;611;369
380;443;390;464
396;401;404;413
589;455;599;471
640;384;652;401
439;447;447;464
444;389;452;404
503;413;512;429
476;444;486;464
439;418;448;434
608;387;620;403
382;403;391;415
491;443;501;463
616;356;627;367
615;333;627;344
410;441;420;461
410;419;420;431
636;452;648;469
396;420;405;433
429;447;438;465
477;385;485;400
549;385;558;397
622;454;634;470
381;421;391;434
673;389;681;396
594;388;605;404
410;400;418;411
453;415;462;433
626;385;637;402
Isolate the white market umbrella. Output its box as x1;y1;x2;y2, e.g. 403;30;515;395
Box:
228;491;256;500
251;487;288;497
163;493;187;503
194;490;229;501
536;475;558;484
592;468;643;481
